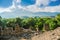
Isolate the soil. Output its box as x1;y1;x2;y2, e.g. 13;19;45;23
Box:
0;27;60;40
21;27;60;40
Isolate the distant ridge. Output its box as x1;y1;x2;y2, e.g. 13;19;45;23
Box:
0;8;60;18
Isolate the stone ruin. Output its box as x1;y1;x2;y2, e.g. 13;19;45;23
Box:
0;24;23;36
43;24;50;31
0;24;35;40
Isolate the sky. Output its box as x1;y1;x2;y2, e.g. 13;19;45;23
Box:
0;0;60;18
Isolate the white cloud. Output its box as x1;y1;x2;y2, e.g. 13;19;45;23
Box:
0;0;16;13
35;0;50;6
0;0;22;13
16;0;21;3
17;0;60;12
0;0;60;13
0;8;11;13
22;5;60;12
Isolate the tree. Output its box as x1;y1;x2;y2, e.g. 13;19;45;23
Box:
55;14;60;26
0;16;3;27
0;16;2;20
21;17;35;29
45;18;57;30
15;17;22;27
6;18;16;28
34;18;43;31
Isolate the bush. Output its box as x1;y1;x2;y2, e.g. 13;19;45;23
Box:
49;22;57;30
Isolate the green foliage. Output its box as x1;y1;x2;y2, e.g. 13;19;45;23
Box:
49;21;56;30
0;14;60;31
55;14;60;26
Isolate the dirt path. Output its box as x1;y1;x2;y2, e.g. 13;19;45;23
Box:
31;27;60;40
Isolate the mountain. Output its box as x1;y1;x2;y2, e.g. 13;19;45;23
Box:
0;8;33;18
34;12;60;16
0;8;60;18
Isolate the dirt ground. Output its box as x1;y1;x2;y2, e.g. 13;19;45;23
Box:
21;27;60;40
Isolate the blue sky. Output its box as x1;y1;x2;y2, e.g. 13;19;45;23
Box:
21;0;36;6
0;0;60;18
0;0;60;7
49;0;60;6
0;0;12;8
0;0;60;8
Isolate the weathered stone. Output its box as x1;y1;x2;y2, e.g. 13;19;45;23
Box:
43;24;50;31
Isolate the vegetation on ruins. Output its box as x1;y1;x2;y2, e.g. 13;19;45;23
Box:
0;14;60;31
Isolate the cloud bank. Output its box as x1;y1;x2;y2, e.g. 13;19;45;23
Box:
0;0;60;13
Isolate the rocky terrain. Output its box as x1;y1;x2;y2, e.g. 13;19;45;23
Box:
20;27;60;40
31;27;60;40
0;27;60;40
